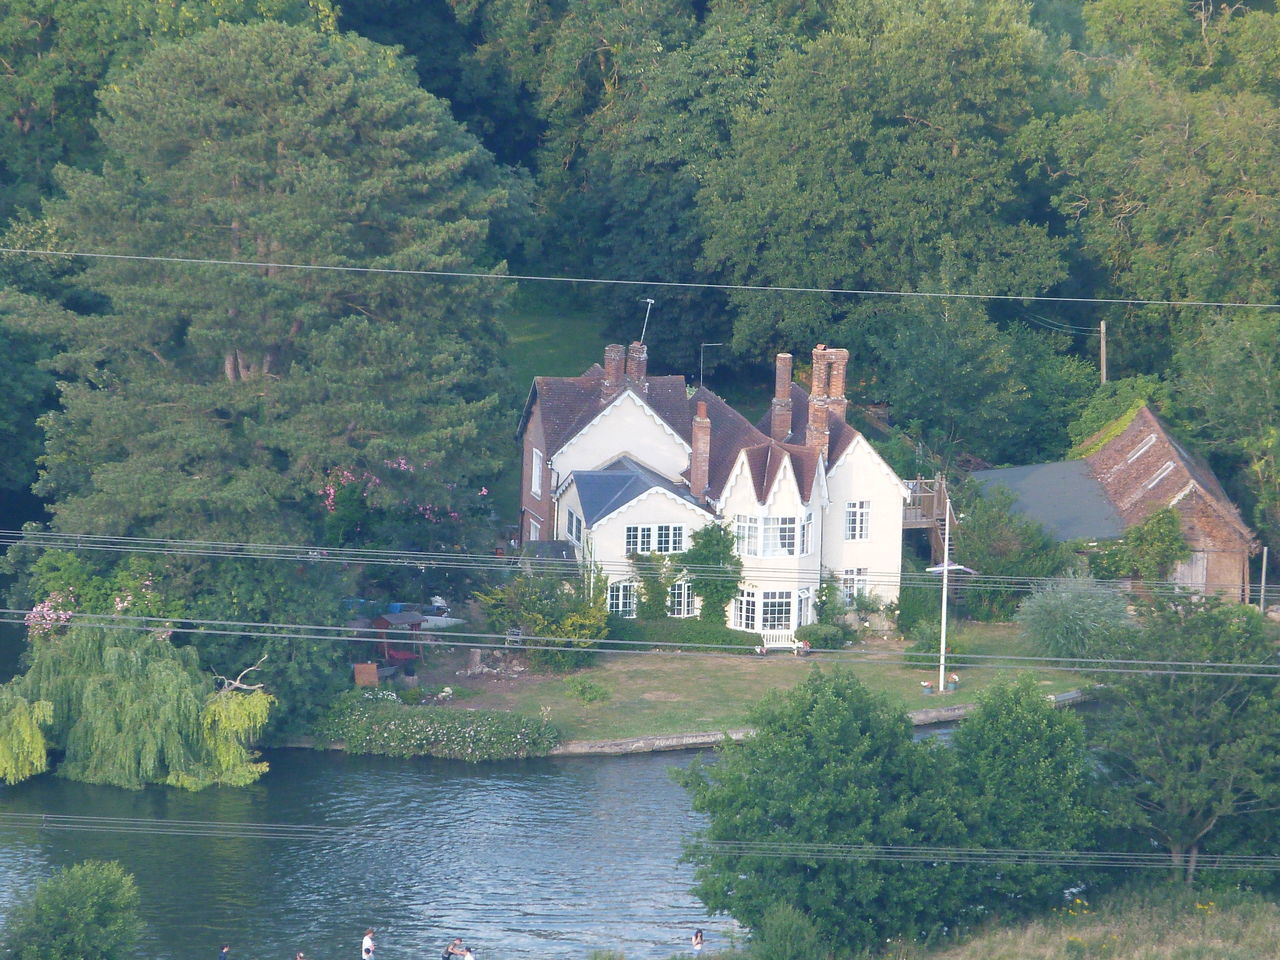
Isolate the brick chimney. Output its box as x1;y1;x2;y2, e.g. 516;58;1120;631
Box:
625;341;648;382
806;345;830;461
690;400;711;502
825;347;849;422
770;352;793;442
602;343;625;398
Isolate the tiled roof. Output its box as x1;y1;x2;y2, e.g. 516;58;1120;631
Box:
574;457;706;525
522;373;690;456
1085;406;1253;541
760;382;862;465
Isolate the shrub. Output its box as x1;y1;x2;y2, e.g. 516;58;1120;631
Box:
607;617;756;651
0;860;142;960
564;676;611;703
1015;577;1132;658
748;903;824;960
314;690;559;761
903;620;963;669
795;623;847;650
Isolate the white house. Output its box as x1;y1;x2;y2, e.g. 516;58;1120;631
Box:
516;342;909;638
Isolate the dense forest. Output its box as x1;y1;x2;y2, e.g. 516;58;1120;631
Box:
1;0;1278;738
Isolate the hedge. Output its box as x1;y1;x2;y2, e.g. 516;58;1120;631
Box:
314;690;559;761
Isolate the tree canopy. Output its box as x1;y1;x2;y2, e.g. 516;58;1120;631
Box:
0;861;142;960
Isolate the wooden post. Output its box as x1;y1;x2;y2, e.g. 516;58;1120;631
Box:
1100;319;1108;384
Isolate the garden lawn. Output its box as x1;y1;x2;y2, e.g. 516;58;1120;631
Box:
434;621;1084;742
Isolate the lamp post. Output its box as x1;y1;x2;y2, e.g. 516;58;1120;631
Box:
926;498;974;694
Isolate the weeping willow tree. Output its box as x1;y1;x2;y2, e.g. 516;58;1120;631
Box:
0;691;51;784
0;624;273;789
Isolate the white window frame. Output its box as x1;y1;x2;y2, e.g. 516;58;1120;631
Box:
528;518;541;542
845;500;870;541
761;591;793;631
734;515;760;557
667;580;695;618
566;509;582;544
842;568;869;604
608;581;637;618
732;590;757;631
797;587;812;627
763;517;797;557
625;524;685;555
530;447;543;498
799;513;814;556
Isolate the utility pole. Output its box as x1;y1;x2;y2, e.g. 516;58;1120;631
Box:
1261;546;1269;612
1100;319;1108;384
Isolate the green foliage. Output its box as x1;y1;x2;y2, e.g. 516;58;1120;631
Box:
895;554;943;633
1068;377;1168;452
680;671;969;952
1094;599;1280;881
606;616;755;651
630;552;675;621
314;689;559;760
1;623;272;789
813;572;850;627
679;524;742;626
563;676;611;704
1090;508;1191;582
793;623;845;651
0;0;337;219
951;676;1100;912
902;621;962;670
475;572;606;671
1174;311;1280;549
1015;576;1133;658
0;860;142;960
747;903;824;960
0;690;51;785
953;484;1075;619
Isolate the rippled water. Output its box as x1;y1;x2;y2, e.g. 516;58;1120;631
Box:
0;749;738;960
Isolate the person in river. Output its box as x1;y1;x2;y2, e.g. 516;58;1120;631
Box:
691;929;704;955
442;937;466;960
362;929;376;960
218;946;230;960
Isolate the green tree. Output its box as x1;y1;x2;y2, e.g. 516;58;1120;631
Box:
1094;599;1280;882
475;572;606;670
1173;311;1280;548
1090;508;1190;583
678;524;741;626
952;484;1074;619
0;861;142;960
1;621;273;789
697;0;1065;368
0;0;336;219
680;671;968;951
952;676;1100;910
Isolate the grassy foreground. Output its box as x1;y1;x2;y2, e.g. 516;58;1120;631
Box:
428;622;1082;742
919;886;1280;960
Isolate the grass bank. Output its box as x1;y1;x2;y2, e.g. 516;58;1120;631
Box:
420;621;1081;742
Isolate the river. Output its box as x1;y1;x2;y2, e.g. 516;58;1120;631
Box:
0;749;739;960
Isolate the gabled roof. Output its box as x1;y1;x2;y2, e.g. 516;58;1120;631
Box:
972;405;1255;546
517;369;689;455
572;457;706;525
970;461;1124;541
1084;406;1254;544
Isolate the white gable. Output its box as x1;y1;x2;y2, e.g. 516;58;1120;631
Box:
551;390;690;483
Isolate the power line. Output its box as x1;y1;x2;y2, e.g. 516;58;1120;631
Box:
0;811;1271;873
0;529;1247;595
4;246;1280;312
691;839;1280;872
6;608;1280;679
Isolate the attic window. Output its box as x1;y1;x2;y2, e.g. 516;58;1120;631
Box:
1145;461;1175;489
1126;434;1157;463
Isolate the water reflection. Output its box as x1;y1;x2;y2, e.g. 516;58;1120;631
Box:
0;750;736;960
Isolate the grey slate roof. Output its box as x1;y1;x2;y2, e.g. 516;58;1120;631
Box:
969;460;1125;542
574;457;705;525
